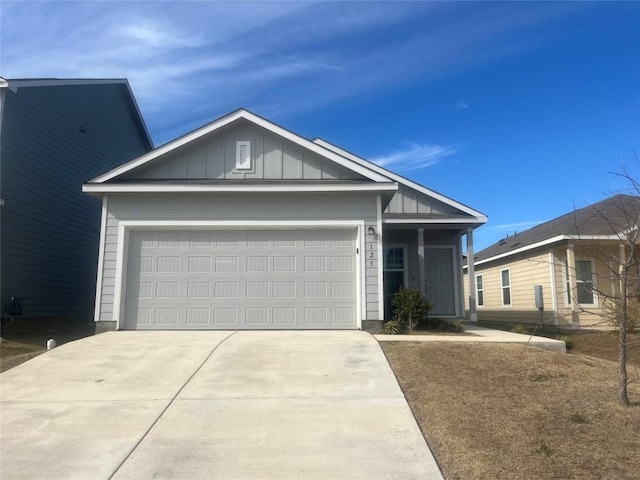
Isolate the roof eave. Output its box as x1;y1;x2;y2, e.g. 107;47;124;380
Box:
81;182;399;194
312;138;488;222
465;233;626;269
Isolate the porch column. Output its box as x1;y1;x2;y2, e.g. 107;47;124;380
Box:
566;242;579;327
548;249;559;325
467;228;477;322
418;228;425;295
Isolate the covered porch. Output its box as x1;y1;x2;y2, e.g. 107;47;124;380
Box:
381;220;481;321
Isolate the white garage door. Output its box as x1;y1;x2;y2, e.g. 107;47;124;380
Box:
123;229;358;329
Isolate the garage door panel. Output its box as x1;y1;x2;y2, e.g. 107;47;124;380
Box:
124;229;358;330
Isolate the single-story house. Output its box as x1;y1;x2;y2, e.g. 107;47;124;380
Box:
83;109;487;332
463;194;639;328
0;78;152;323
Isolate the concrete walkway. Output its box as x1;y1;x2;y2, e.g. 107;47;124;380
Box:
376;324;567;352
0;331;442;480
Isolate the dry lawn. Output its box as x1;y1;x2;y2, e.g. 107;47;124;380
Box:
382;342;640;480
0;325;94;372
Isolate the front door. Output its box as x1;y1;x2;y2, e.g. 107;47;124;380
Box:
424;248;456;316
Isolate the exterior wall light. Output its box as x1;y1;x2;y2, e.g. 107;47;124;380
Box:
367;226;375;236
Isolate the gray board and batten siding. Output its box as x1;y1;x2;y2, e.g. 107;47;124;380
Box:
0;81;151;318
120;119;366;182
385;184;463;216
98;193;380;326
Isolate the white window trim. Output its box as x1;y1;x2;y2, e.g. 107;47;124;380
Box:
475;273;484;308
501;268;512;308
235;140;252;171
112;219;365;331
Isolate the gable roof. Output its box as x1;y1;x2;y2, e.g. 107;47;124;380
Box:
88;109;392;184
313;138;487;223
473;194;640;266
1;78;153;150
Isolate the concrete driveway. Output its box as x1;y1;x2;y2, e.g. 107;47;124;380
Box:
0;331;442;479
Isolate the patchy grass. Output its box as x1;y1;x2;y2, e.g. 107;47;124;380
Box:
382;342;640;480
569;331;640;366
1;324;94;372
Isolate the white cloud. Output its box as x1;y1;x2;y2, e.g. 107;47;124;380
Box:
0;1;587;141
456;101;469;109
116;19;204;48
492;220;547;232
371;143;458;172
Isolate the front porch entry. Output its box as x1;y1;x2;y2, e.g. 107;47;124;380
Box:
382;227;462;320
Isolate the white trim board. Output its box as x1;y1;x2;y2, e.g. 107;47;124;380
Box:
111;220;365;331
93;196;108;323
83;183;398;194
383;217;484;225
90;109;392;184
313;138;488;223
464;234;625;270
376;195;384;320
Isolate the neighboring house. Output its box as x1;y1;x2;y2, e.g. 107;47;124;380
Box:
83;108;487;332
463;194;640;328
0;78;153;322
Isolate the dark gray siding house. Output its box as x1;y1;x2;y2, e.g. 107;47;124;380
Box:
0;78;152;321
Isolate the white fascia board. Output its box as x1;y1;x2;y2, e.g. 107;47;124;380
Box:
383;217;484;224
91;109;391;184
313;138;488;223
464;233;628;271
567;234;624;241
464;235;568;270
82;183;398;194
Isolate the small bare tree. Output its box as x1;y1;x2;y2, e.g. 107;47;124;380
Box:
569;164;640;406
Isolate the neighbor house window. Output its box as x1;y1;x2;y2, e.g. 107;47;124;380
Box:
565;259;596;305
476;274;484;307
501;269;511;306
576;259;595;305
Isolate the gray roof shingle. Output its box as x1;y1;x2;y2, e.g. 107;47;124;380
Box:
474;194;640;263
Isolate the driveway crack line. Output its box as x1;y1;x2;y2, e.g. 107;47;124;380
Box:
107;330;237;479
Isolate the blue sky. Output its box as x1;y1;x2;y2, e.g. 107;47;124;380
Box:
1;1;639;250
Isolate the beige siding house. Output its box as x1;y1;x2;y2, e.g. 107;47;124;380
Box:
464;195;639;328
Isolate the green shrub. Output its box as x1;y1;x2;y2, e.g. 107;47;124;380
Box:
556;335;574;351
382;320;402;335
392;288;432;331
511;324;530;335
